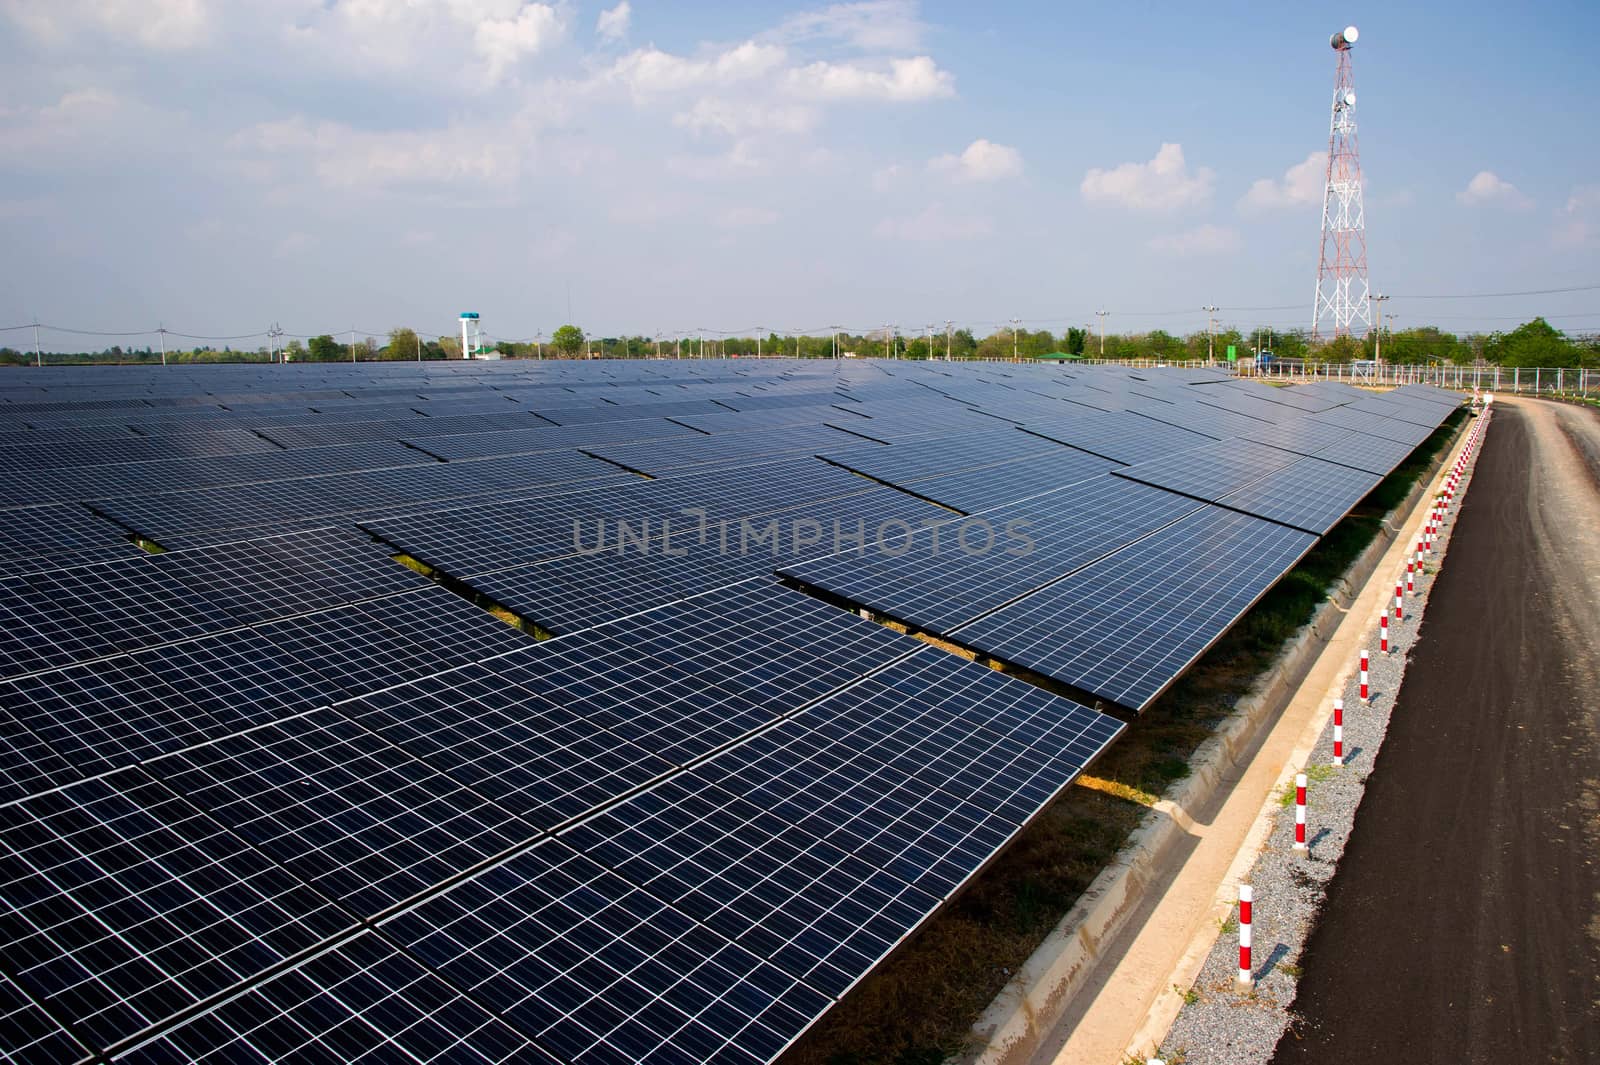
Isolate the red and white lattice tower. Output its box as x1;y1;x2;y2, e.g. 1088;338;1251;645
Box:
1312;26;1372;339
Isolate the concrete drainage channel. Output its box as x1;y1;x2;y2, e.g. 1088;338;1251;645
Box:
954;408;1483;1065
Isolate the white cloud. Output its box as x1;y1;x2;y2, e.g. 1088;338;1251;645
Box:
609;41;787;97
1082;143;1214;212
929;138;1022;183
771;0;927;52
1457;170;1532;210
231;117;522;190
672;98;817;137
1240;151;1325;211
284;1;565;87
874;202;992;241
870;164;902;193
1555;185;1600;247
666;140;769;180
1147;224;1240;257
474;4;563;81
2;0;211;49
715;206;780;228
786;55;953;101
596;1;631;42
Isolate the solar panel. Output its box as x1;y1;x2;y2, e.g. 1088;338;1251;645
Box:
0;969;89;1065
0;770;354;1049
1214;455;1382;534
0;657;226;782
1023;410;1216;464
1112;438;1303;502
383;839;830;1065
897;447;1119;512
23;559;242;653
780;474;1204;635
344;666;674;831
133;629;345;730
955;506;1317;710
118;933;552;1065
149;709;528;917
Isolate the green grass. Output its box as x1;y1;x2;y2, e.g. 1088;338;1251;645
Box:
785;410;1468;1065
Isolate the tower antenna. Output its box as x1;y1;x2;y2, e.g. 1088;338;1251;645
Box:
1312;25;1372;339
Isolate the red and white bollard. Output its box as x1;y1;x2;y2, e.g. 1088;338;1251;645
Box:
1394;582;1404;621
1360;649;1370;702
1293;773;1308;852
1380;613;1389;652
1407;558;1415;595
1332;698;1344;766
1237;885;1254;987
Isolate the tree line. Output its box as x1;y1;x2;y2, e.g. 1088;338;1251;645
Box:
3;317;1595;368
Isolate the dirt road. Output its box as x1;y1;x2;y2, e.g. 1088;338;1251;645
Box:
1272;398;1600;1065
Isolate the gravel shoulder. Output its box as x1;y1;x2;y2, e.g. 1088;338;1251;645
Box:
1156;407;1495;1065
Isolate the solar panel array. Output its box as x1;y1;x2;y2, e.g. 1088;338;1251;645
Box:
0;359;1456;1063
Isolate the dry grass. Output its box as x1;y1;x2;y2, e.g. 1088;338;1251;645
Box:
779;411;1467;1065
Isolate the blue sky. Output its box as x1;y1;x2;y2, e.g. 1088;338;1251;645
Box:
2;0;1597;348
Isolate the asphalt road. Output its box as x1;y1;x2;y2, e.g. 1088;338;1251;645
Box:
1272;398;1600;1065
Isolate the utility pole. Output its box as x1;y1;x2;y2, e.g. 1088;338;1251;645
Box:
157;325;167;367
1369;293;1390;365
415;329;421;362
925;323;933;361
756;329;762;359
945;320;953;362
676;334;682;359
348;328;356;363
1010;317;1021;362
1096;309;1109;358
32;319;41;367
655;332;661;359
1203;305;1219;365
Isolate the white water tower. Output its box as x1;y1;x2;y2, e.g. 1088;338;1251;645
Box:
459;312;491;359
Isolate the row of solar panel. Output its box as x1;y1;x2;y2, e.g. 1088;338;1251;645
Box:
0;579;1121;1065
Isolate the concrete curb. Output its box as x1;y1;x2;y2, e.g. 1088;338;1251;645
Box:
959;415;1468;1065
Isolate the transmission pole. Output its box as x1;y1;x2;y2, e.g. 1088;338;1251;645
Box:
1011;318;1020;362
1369;293;1390;365
945;320;953;362
157;325;167;366
1203;305;1219;365
32;319;40;367
1095;310;1109;358
1313;26;1373;340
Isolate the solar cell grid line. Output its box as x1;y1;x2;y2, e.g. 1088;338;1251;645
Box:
559;773;944;1003
1309;405;1436;445
146;708;529;919
0;769;357;1052
133;629;346;732
1022;410;1217;465
792;652;1125;829
22;559;244;653
381;838;830;1065
1125;400;1278;441
112;932;555;1065
1235;418;1356;458
1191;389;1307;425
778;474;1206;637
356;586;532;666
1307;431;1419;476
0;657;229;782
252;606;452;699
894;447;1119;514
686;652;1122;899
1211;455;1383;535
341;670;675;833
688;714;1018;906
955;506;1317;711
0;704;83;805
1111;438;1305;504
0;503;144;567
818;427;1056;484
0;968;90;1065
485;642;774;769
1346;396;1452;429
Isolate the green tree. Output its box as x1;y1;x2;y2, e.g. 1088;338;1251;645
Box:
386;327;421;361
1064;327;1087;355
1486;317;1578;368
550;324;584;358
306;334;341;361
1319;335;1363;363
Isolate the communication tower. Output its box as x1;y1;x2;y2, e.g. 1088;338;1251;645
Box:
1312;26;1372;339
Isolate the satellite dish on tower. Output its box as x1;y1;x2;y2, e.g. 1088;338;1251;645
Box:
1331;25;1359;50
